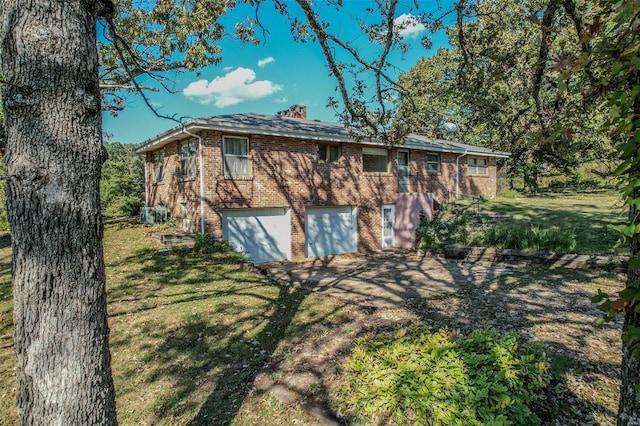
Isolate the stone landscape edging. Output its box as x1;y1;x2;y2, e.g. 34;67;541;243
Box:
443;244;628;272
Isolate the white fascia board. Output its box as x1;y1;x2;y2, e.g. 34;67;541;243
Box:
134;120;365;154
135;120;511;158
402;142;510;158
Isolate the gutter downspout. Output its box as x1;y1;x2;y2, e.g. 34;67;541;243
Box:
182;126;206;234
455;150;468;200
143;158;149;206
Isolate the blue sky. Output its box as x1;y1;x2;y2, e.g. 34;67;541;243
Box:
103;1;454;145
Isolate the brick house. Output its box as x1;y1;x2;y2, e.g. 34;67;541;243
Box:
135;105;509;263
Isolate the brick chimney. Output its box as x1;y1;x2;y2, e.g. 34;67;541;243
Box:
277;104;306;119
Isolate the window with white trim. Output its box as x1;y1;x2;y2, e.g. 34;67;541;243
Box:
363;147;388;172
223;136;250;177
153;151;164;182
426;153;440;173
468;157;488;175
180;141;197;177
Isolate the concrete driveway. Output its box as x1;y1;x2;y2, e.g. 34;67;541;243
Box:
263;250;517;310
257;250;623;426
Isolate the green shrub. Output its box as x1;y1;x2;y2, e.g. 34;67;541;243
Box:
193;233;247;260
479;224;577;253
338;324;550;426
104;194;144;217
497;189;521;199
417;205;470;252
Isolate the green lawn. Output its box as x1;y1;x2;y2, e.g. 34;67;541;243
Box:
0;190;627;424
0;225;355;425
476;190;623;254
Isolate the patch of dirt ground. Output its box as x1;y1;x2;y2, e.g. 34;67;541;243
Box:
254;251;624;425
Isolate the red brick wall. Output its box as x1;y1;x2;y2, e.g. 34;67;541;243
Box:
145;130;499;260
410;151;498;200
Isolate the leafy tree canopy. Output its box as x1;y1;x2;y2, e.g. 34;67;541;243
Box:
100;0;239;115
101;141;144;217
396;0;613;189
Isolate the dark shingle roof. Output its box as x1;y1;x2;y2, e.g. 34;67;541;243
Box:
135;112;510;158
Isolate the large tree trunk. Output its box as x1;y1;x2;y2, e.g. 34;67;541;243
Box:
618;70;640;426
0;1;117;425
619;308;640;425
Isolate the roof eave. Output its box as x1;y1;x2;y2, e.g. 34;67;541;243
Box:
134;119;371;154
134;119;511;158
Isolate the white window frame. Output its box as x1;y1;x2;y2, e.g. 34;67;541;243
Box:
153;151;164;182
180;141;197;178
426;153;440;173
397;150;410;193
223;136;251;178
363;147;389;173
468;156;488;175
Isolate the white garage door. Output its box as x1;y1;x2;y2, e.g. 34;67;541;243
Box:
222;208;291;263
306;206;357;258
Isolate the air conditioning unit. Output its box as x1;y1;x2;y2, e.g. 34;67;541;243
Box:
140;207;168;225
154;207;168;224
140;207;155;225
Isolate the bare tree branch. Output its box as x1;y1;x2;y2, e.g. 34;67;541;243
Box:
105;18;182;124
99;83;159;91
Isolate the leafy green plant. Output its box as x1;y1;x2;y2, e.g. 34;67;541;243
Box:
417;205;470;252
337;324;550;426
192;233;247;261
163;217;178;228
497;189;521;199
477;224;577;253
104;194;145;218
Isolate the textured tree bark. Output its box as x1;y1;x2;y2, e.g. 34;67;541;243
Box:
619;310;640;426
618;70;640;426
0;1;117;425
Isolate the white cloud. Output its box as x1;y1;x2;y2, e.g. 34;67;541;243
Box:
274;97;288;104
257;57;275;68
394;13;426;39
223;66;234;72
183;67;283;108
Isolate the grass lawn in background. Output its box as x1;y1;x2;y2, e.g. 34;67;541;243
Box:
476;190;623;254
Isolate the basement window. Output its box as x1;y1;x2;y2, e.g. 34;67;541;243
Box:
223;136;250;177
318;143;341;162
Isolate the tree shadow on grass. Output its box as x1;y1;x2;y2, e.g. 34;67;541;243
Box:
268;252;623;424
108;235;624;425
109;245;349;425
415;260;623;424
186;283;311;425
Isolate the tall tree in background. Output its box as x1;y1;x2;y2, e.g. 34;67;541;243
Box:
100;142;144;218
0;1;118;424
587;0;640;423
397;0;611;189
